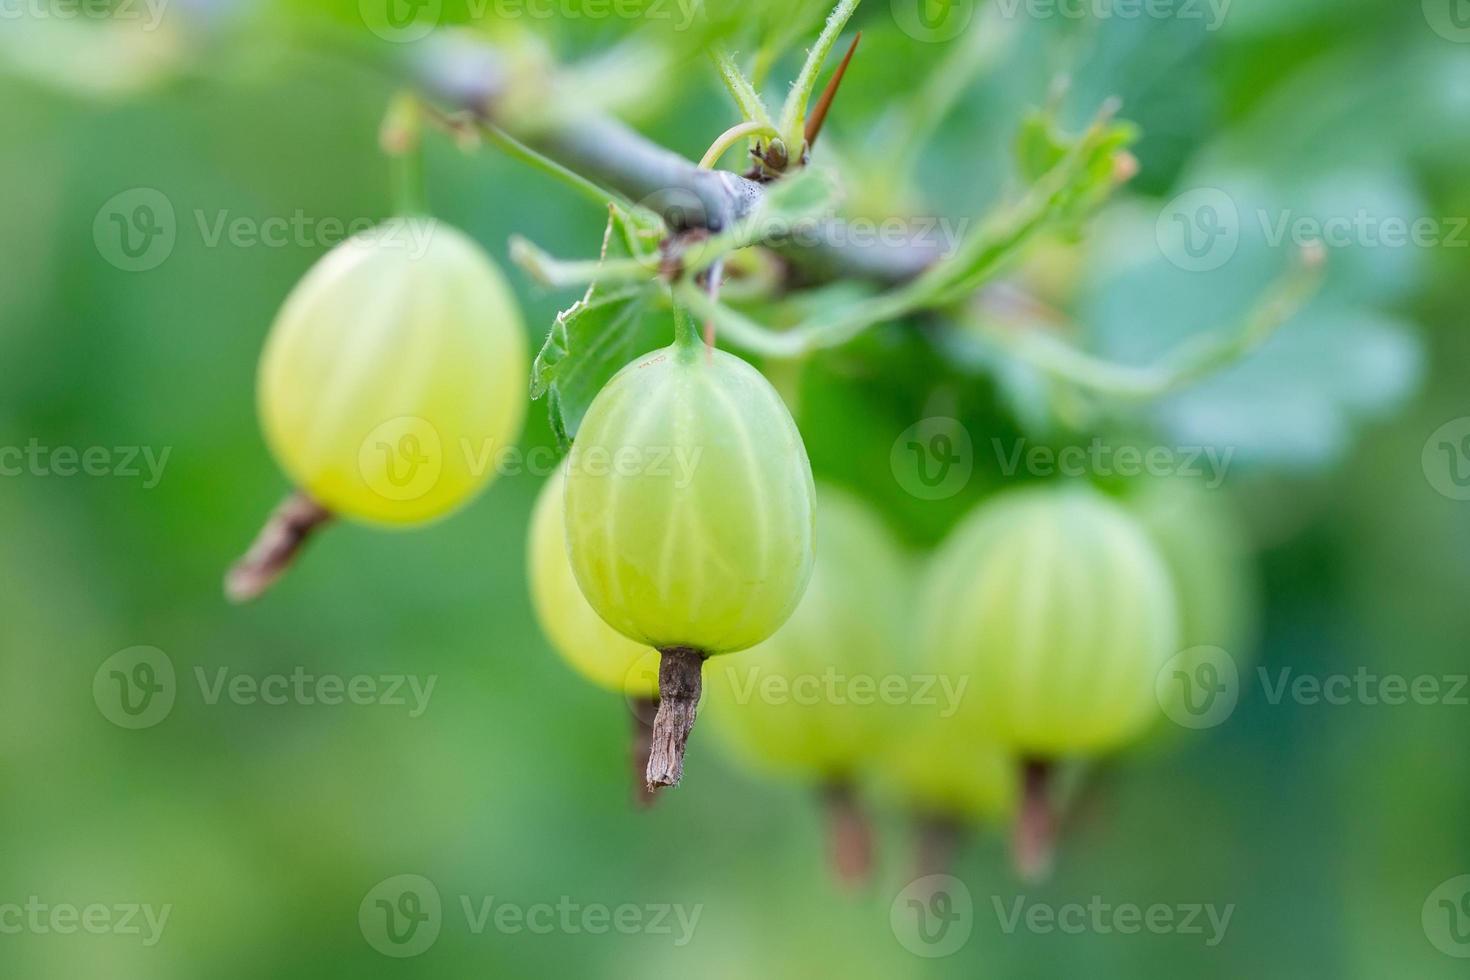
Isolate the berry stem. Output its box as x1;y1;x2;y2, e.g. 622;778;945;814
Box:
914;811;966;879
225;491;333;603
1013;758;1057;883
629;695;660;809
821;780;873;886
645;647;705;791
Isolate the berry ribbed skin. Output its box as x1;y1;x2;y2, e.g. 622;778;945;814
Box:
565;338;815;790
258;219;527;526
921;485;1179;758
705;487;908;779
564;343;816;656
528;460;659;699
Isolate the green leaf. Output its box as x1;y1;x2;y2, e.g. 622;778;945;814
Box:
527;206;670;445
532;287;671;447
777;0;862;150
1014;109;1070;184
710;48;775;129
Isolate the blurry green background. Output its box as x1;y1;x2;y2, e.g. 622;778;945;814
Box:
2;0;1469;976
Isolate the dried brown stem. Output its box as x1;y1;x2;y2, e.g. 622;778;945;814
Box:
914;810;967;880
821;780;874;886
629;695;660;809
224;491;333;603
1012;758;1057;883
645;647;706;791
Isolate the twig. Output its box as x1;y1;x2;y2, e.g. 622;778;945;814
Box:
914;811;967;879
629;696;660;809
225;491;333;603
821;780;874;886
645;647;706;791
1012;758;1056;883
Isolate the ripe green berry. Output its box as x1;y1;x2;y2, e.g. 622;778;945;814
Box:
258;219;527;526
528;460;660;699
565;339;816;788
705;487;907;779
920;484;1179;880
920;485;1179;758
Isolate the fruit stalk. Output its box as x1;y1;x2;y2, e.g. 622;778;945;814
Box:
821;781;873;886
629;696;660;808
645;647;705;790
1013;758;1057;883
914;811;966;879
225;491;333;603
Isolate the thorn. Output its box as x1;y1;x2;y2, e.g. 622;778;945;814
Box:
804;32;861;151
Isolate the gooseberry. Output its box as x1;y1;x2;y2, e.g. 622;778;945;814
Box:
564;337;816;789
528;458;661;802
